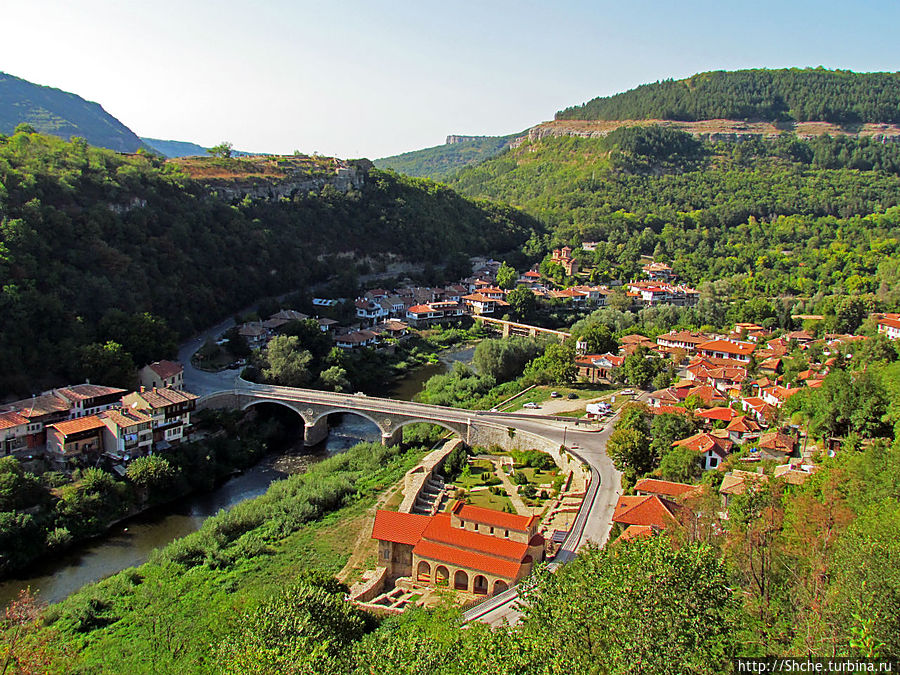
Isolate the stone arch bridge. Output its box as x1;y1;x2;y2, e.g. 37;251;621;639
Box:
199;383;513;447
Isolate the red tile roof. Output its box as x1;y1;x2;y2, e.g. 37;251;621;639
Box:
695;407;739;421
371;510;432;546
612;495;681;529
650;405;689;415
422;513;529;560
617;525;656;542
55;384;125;402
407;304;434;314
0;411;29;430
879;317;900;330
633;478;697;499
674;432;733;456
413;539;524;579
451;501;537;532
146;360;184;380
697;339;755;357
49;415;106;436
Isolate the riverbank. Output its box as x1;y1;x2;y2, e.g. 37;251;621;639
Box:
20;439;434;673
0;412;380;608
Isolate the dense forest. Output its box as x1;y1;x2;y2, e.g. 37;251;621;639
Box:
557;68;900;124
374;132;522;180
0;129;540;395
450;128;900;308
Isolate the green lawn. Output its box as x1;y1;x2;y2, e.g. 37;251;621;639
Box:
466;488;515;512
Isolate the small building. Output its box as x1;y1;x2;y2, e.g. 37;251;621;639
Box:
0;411;31;458
633;478;698;500
575;353;623;383
696;339;755;363
673;432;734;470
612;494;683;541
642;261;675;281
719;469;768;508
139;360;185;391
45;416;106;471
877;316;900;340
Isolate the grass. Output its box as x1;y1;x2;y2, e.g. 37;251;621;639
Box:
518;467;558;486
466;488;514;512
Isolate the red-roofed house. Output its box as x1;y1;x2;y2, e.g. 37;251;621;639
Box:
756;432;798;460
674;432;734;470
725;415;761;444
575;353;624;383
877;316;900;340
633;478;698;499
0;411;30;458
612;494;683;530
696;339;755;363
371;501;543;595
45;416;107;470
761;385;801;408
139;361;185;390
55;384;126;420
695;407;740;424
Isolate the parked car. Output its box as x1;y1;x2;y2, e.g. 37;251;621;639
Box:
550;391;561;398
567;393;578;400
523;402;540;409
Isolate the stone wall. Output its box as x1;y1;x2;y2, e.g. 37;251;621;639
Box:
398;438;462;513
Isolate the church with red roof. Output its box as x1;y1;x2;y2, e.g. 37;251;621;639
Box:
371;501;544;595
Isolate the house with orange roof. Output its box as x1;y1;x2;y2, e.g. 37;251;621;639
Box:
633;478;698;499
877;316;900;340
0;411;31;458
673;432;734;470
686;384;728;407
616;524;658;542
612;494;683;531
642;261;675;281
462;293;507;315
648;387;681;408
372;501;543;595
740;397;777;425
774;461;819;486
575;353;624;383
656;330;710;353
724;415;761;444
761;385;801;408
45;416;107;470
756;431;798;461
696;339;755;363
139;360;185;391
695;407;740;424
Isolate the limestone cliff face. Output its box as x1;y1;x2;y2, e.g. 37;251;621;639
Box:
203;161;369;202
513;119;900;147
445;134;490;145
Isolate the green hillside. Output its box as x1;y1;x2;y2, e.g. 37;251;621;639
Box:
0;130;540;394
557;68;900;124
0;72;146;152
450;126;900;304
375;132;522;180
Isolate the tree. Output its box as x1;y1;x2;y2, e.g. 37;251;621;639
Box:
473;337;541;382
520;536;736;673
606;427;654;477
659;445;703;483
607;288;633;312
522;342;577;385
77;341;136;389
505;286;536;321
263;336;313;388
495;261;517;290
207;141;233;158
621;346;666;389
318;366;350;393
650;412;699;462
98;311;177;367
575;323;617;355
126;456;176;495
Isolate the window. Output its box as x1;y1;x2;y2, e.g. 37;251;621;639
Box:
490;527;494;535
504;530;509;538
474;523;479;531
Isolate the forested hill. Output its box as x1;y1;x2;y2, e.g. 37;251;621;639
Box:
450;126;900;306
0;130;540;395
375;132;522;180
557;68;900;124
0;72;146;152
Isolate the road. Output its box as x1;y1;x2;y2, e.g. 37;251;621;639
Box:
461;410;623;626
178;316;244;396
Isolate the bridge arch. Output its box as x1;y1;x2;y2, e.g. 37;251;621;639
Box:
240;398;313;426
309;408;387;436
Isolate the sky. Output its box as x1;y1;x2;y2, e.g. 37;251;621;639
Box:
2;0;900;159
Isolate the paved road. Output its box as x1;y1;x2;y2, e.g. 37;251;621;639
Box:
178;317;244;396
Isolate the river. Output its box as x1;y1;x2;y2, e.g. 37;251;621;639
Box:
0;344;476;608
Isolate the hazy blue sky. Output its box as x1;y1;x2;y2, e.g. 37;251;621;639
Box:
3;0;899;158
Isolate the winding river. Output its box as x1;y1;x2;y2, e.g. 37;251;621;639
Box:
0;344;477;608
